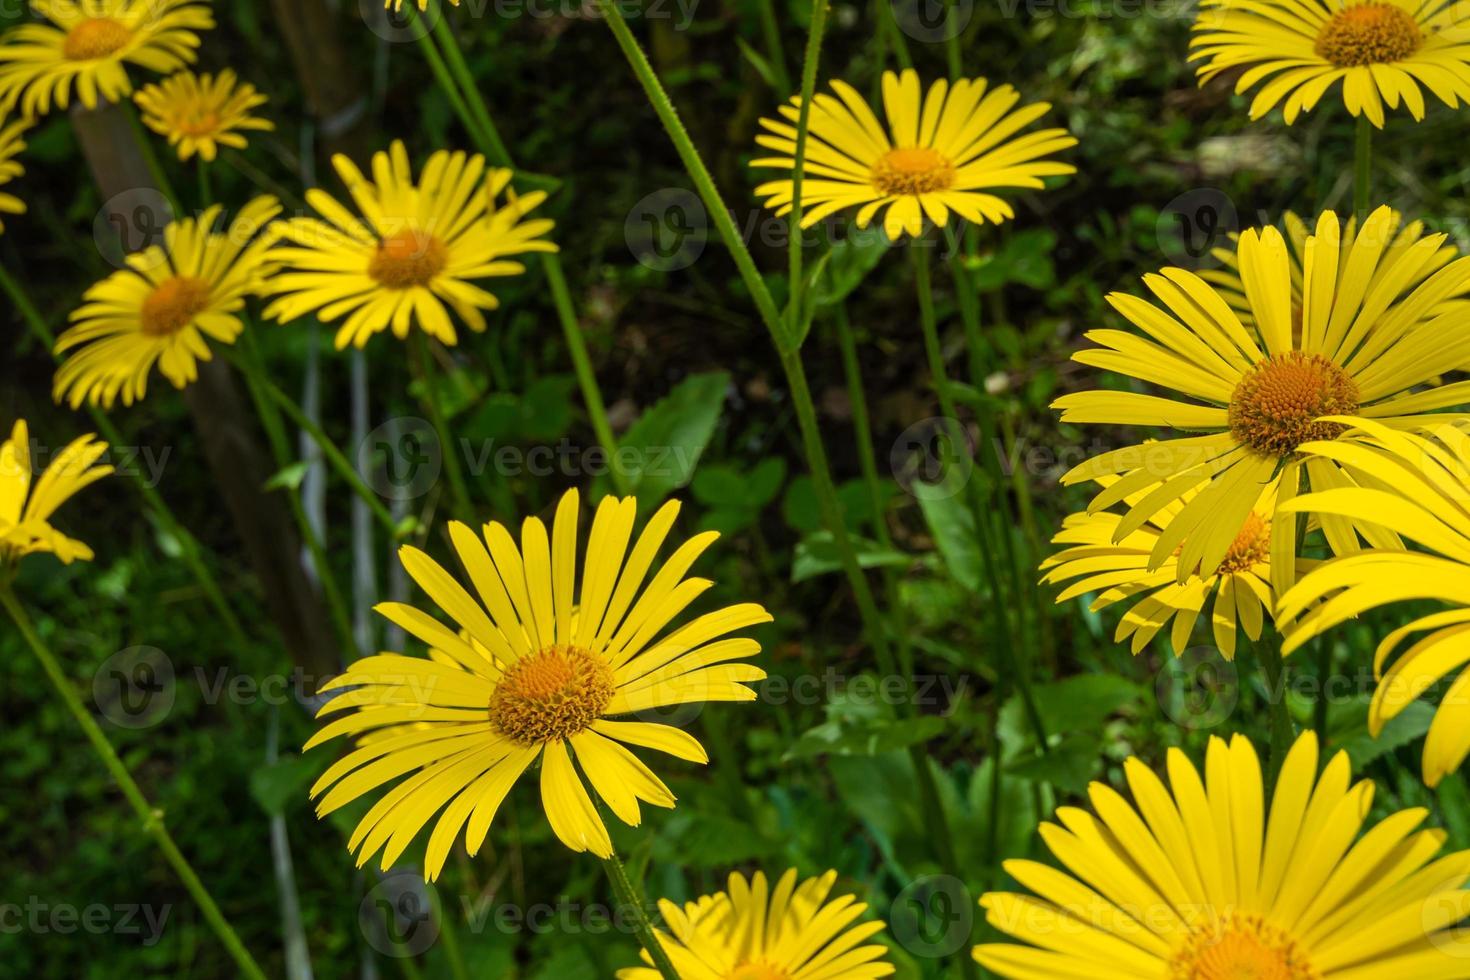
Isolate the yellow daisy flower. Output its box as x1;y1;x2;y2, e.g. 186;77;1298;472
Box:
1280;418;1470;786
1191;0;1470;128
53;196;282;409
133;69;272;162
1054;206;1470;596
1202;208;1470;323
1044;474;1292;658
386;0;459;10
976;731;1470;977
617;869;896;980
265;140;558;349
750;68;1077;239
0;117;27;235
0;0;213;118
0;420;112;565
305;489;771;879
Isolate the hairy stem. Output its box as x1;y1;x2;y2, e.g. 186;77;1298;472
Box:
0;587;268;980
601;853;679;980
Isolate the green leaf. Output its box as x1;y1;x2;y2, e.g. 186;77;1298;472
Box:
1437;774;1470;850
692;458;786;510
734;37;783;93
616;371;729;505
785;686;946;761
813;227;893;307
792;531;909;583
263;460;310;493
782;475;887;534
250;752;331;818
915;485;981;592
968;229;1057;292
466;374;576;443
829;752;927;851
1337;700;1434;768
1001;674;1141;747
1005;733;1100;795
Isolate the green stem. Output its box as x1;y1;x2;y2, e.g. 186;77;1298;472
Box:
416;3;627;495
413;13;494;153
1353;115;1372;220
434;903;472;980
754;0;792;95
944;0;963;78
913;245;1049;753
597;3;891;683
785;0;829;337
598;0;787;340
246;363;405;538
0;587;267;980
952;248;1054;669
832;302;914;680
0;264;251;649
411;333;476;522
601;853;679;980
235;332;362;662
542;256;629;495
1313;637;1331;739
428;2;513;166
875;0;914;70
1255;634;1295;790
197;156;212;209
125;103;182;218
833;303;891;552
777;342;899;679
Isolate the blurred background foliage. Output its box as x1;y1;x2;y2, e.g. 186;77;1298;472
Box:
4;0;1470;977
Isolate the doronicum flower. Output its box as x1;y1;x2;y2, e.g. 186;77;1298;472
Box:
1191;0;1470;127
0;0;213;118
305;489;771;879
618;869;896;980
0;420;111;565
134;69;272;162
53;196;282;409
1280;418;1470;786
0;117;27;235
750;69;1077;240
976;731;1470;976
1044;473;1294;658
1202;208;1470;323
386;0;459;9
265;140;558;349
1054;206;1470;596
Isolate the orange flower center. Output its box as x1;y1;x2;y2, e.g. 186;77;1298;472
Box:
62;17;132;61
140;276;212;337
1217;512;1272;575
1170;915;1318;979
175;110;223;137
368;229;447;289
1315;3;1421;66
728;965;787;980
1228;352;1359;457
487;647;614;744
871;146;954;196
